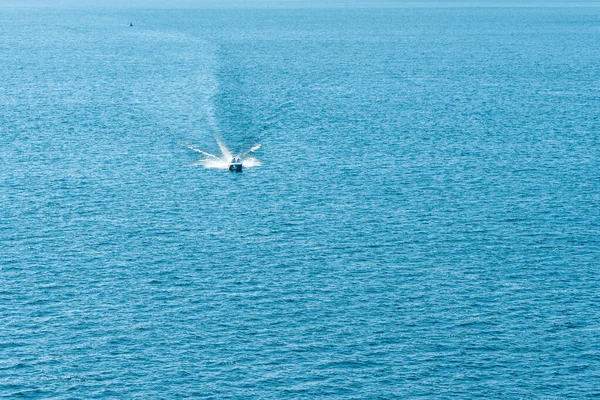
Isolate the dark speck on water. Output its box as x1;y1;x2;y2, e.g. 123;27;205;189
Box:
1;4;599;399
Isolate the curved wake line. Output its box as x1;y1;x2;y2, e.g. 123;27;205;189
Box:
242;143;261;157
184;143;220;159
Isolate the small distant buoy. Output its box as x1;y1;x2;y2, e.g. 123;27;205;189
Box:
129;22;133;27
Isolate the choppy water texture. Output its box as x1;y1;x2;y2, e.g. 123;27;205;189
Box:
1;6;600;399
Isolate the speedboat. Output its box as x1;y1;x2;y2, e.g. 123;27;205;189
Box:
229;158;243;172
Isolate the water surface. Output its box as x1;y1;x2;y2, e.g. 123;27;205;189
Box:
1;6;599;398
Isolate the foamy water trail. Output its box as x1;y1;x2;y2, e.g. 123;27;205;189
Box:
186;139;262;170
187;70;262;171
242;144;261;157
206;102;221;136
215;136;232;161
184;143;220;159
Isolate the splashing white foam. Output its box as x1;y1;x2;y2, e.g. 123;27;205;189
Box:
241;157;262;168
185;139;262;170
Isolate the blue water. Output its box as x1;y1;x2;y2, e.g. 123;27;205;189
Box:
1;5;599;398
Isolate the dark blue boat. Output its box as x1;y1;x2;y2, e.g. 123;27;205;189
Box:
229;158;242;172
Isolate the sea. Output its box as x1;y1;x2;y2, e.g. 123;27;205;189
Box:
1;3;599;398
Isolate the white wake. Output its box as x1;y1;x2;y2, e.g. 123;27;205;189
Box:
184;139;262;170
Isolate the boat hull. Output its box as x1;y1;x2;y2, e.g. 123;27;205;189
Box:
229;163;243;172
